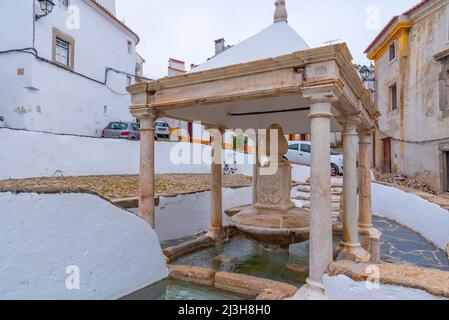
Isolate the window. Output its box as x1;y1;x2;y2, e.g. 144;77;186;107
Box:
155;121;169;128
52;28;75;69
288;144;299;151
132;123;140;131
390;84;398;111
106;122;128;130
300;144;311;153
55;38;70;66
127;75;132;86
127;40;133;54
389;42;396;62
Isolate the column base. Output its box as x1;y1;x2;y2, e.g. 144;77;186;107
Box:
206;227;228;243
359;227;382;263
336;241;371;262
290;279;328;300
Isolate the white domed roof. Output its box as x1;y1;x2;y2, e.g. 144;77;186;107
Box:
191;1;309;73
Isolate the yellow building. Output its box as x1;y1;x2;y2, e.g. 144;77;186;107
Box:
366;0;449;193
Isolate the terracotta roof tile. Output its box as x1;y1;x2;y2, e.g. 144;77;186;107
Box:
364;0;431;54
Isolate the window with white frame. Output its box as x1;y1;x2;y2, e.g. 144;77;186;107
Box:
53;28;75;69
127;40;133;54
55;38;70;67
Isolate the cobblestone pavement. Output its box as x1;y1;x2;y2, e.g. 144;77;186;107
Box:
0;174;252;201
374;216;449;271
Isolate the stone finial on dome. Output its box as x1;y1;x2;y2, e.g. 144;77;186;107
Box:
274;0;288;23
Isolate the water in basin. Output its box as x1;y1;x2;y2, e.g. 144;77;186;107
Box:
122;278;245;300
174;234;342;286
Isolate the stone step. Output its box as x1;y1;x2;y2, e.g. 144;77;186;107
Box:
302;205;340;218
294;194;341;203
296;185;342;195
297;182;343;189
302;202;340;212
224;204;251;217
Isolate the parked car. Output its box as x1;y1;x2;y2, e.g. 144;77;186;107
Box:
286;141;344;176
0;116;4;128
101;122;141;140
154;120;170;140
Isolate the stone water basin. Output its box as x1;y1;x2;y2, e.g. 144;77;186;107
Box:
173;234;341;286
122;278;245;300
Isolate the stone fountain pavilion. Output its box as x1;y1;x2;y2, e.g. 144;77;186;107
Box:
127;0;381;300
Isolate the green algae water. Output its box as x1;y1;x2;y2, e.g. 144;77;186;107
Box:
122;278;245;300
175;234;341;286
124;234;343;300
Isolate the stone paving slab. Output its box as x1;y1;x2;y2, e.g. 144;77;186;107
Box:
374;216;449;272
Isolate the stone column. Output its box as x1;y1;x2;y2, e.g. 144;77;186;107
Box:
138;112;158;229
296;98;334;299
252;132;259;205
336;117;370;262
358;129;382;263
358;129;373;231
208;127;226;241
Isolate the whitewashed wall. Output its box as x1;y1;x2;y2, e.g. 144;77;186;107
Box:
0;129;256;179
0;0;138;136
0;129;314;181
0;192;168;300
323;275;447;300
141;187;253;242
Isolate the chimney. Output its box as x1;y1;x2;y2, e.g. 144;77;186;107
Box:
215;38;225;55
168;58;186;77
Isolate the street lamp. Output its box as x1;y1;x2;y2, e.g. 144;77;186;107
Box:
359;65;370;81
35;0;55;21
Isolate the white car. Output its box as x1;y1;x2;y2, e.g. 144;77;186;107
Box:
286;141;344;176
154;120;171;140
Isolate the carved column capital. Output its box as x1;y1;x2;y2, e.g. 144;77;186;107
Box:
130;106;161;121
338;115;362;137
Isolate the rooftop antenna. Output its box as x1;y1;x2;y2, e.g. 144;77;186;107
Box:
274;0;288;23
323;39;341;45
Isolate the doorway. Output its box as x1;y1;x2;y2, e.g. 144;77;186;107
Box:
382;138;392;173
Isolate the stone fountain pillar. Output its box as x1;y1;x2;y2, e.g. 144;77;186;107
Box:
255;124;295;212
358;129;382;263
136;111;158;229
336;117;370;262
230;124;310;252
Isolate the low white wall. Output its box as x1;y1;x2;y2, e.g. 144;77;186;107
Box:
0;129;254;179
132;187;253;242
0;129;313;181
372;183;449;250
0;192;168;300
323;275;447;300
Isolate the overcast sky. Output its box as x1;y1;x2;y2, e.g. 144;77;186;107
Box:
116;0;419;79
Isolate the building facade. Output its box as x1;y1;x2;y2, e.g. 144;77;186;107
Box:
366;0;449;193
0;0;142;136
